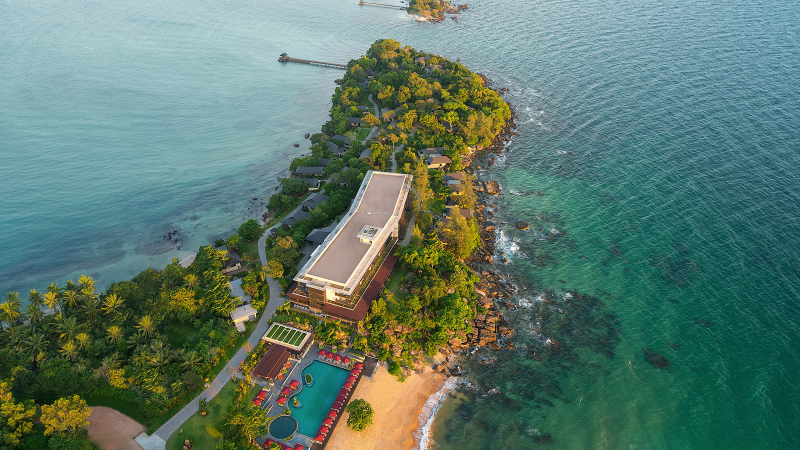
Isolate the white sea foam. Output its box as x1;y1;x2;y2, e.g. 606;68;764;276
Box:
414;376;461;450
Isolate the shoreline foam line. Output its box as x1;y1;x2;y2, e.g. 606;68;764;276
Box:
413;376;460;450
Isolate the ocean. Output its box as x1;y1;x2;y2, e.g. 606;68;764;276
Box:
2;0;799;448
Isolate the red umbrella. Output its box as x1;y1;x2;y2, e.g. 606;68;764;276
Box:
326;351;334;359
354;362;363;369
253;397;262;406
281;386;291;396
293;444;304;450
350;368;360;375
323;417;333;426
328;409;338;418
346;375;357;383
319;425;330;435
318;349;326;357
343;357;351;365
264;439;274;448
276;396;287;406
289;379;299;389
344;381;353;389
332;401;342;410
334;354;342;362
314;433;325;443
257;391;267;399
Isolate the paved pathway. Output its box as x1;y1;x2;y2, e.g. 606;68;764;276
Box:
367;93;380;118
136;228;286;449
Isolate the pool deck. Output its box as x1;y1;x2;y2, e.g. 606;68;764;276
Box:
254;341;368;449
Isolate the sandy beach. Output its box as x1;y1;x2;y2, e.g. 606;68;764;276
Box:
325;365;447;450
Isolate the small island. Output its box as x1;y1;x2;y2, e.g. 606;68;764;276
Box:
407;0;468;23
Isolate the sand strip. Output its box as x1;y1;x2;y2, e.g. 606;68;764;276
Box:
325;365;446;450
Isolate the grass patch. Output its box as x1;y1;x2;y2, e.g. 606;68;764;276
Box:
84;394;147;425
164;380;260;450
241;239;260;261
383;266;410;313
165;320;199;348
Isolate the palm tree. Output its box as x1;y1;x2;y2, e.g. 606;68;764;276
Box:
106;325;124;345
78;274;95;292
5;325;24;347
81;298;102;322
94;353;121;380
57;315;82;342
75;332;92;350
59;340;79;361
0;299;21;329
24;302;44;325
102;294;125;316
62;290;80;309
43;291;60;314
148;340;172;374
126;333;147;351
24;330;49;371
184;274;199;290
28;289;43;307
181;349;204;372
136;315;155;338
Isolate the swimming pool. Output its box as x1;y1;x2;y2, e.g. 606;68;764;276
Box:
269;415;298;440
290;361;350;436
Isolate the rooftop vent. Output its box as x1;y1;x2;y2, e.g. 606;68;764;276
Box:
357;225;381;244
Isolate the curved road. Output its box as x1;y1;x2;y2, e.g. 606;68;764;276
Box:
136;228;284;450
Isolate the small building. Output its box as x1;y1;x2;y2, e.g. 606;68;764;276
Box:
230;304;257;332
426;155;452;169
229;278;251;303
252;344;291;383
442;120;458;133
327;141;347;156
359;147;372;160
294;166;325;177
318;158;331;167
282;209;310;227
300;192;329;212
347;117;362;127
331;135;353;147
444;172;465;183
420;147;445;158
355;106;369;112
450;183;466;193
306;229;331;246
445;206;475;220
296;178;321;191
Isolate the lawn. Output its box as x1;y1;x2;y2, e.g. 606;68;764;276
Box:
241;239;261;261
164;380;261;450
84;394;147;425
383;266;410;313
165;320;199;348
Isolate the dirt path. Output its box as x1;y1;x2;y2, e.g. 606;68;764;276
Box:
87;406;145;450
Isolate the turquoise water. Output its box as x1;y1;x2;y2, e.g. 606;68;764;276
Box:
2;0;799;448
291;361;349;437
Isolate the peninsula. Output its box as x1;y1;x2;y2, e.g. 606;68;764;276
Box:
0;39;515;450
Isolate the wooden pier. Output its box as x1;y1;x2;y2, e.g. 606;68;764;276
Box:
358;1;408;10
278;54;347;70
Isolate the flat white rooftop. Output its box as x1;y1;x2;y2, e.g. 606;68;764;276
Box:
295;171;411;294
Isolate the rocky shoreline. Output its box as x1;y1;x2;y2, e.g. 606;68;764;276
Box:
432;86;521;376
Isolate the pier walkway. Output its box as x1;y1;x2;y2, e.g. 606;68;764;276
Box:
278;54;347;70
358;1;407;10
